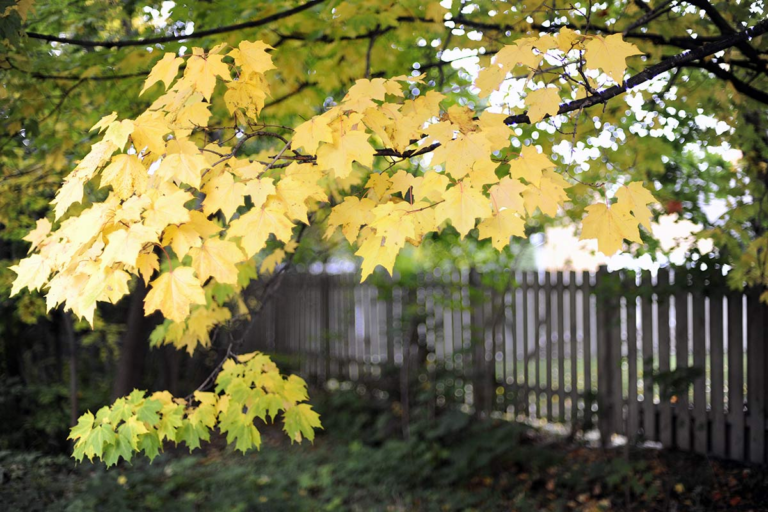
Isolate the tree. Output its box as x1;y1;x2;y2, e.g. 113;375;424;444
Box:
2;0;766;463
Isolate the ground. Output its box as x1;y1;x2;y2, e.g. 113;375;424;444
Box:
2;388;767;512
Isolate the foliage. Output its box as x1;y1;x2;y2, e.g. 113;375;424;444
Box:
2;0;768;466
68;351;321;465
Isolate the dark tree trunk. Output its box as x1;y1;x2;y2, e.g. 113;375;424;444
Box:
112;279;156;399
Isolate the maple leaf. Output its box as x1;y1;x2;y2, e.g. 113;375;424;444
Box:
489;177;526;213
143;186;193;231
292;116;334;153
508;146;556;187
434;180;492;237
227;204;295;257
325;197;376;243
283;404;322;443
233;40;275;74
495;41;543;69
525;87;561;123
431;132;492;180
100;154;148;200
162;210;222;259
584;34;643;83
100;224;159;268
202;171;246;221
141;53;184;95
23;218;51;253
615;181;657;229
580;202;642;255
475;64;507;98
316;129;375;179
157;140;208;189
185;48;231;101
522;170;570;216
144;267;207;323
189;238;244;285
478;209;526;250
10;254;52;296
103;120;134;150
356;234;400;280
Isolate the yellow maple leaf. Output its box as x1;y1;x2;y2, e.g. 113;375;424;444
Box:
580;202;642;255
508;146;556;187
584;34;643;83
23;218;51;253
227;204;295;258
475;64;507;98
100;154;148;200
316;129;375;179
100;223;159;268
355;234;400;280
292;116;334;153
522;169;570;216
325;197;376;243
189;238;244;285
184;48;231;101
202;171;246;221
10;254;52;296
245;177;276;209
143;186;193;231
144;267;207;322
525;87;561;123
615;181;657;229
478;209;526;250
434;180;492;237
489;177;526;214
141;53;184;95
162;210;221;259
232;41;275;74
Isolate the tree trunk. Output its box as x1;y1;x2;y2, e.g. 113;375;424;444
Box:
112;279;155;399
61;311;78;427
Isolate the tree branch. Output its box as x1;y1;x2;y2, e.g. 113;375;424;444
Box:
26;0;325;49
502;18;768;125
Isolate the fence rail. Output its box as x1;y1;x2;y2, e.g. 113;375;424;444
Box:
246;267;768;464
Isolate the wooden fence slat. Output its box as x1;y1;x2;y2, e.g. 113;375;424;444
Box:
711;292;726;458
728;294;745;461
533;272;541;418
641;272;655;442
569;272;578;423
546;272;554;422
627;282;639;443
521;272;530;417
675;273;691;451
692;289;707;455
747;290;766;463
557;271;566;423
658;268;673;448
582;271;593;429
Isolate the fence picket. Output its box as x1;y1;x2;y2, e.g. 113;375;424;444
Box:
692;288;707;455
641;271;655;442
728;293;745;461
675;272;691;451
658;268;673;448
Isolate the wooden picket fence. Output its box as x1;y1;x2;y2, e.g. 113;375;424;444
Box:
246;267;768;464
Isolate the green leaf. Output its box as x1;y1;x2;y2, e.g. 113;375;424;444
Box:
283;404;322;443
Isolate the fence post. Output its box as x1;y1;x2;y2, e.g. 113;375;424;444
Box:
596;266;618;447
